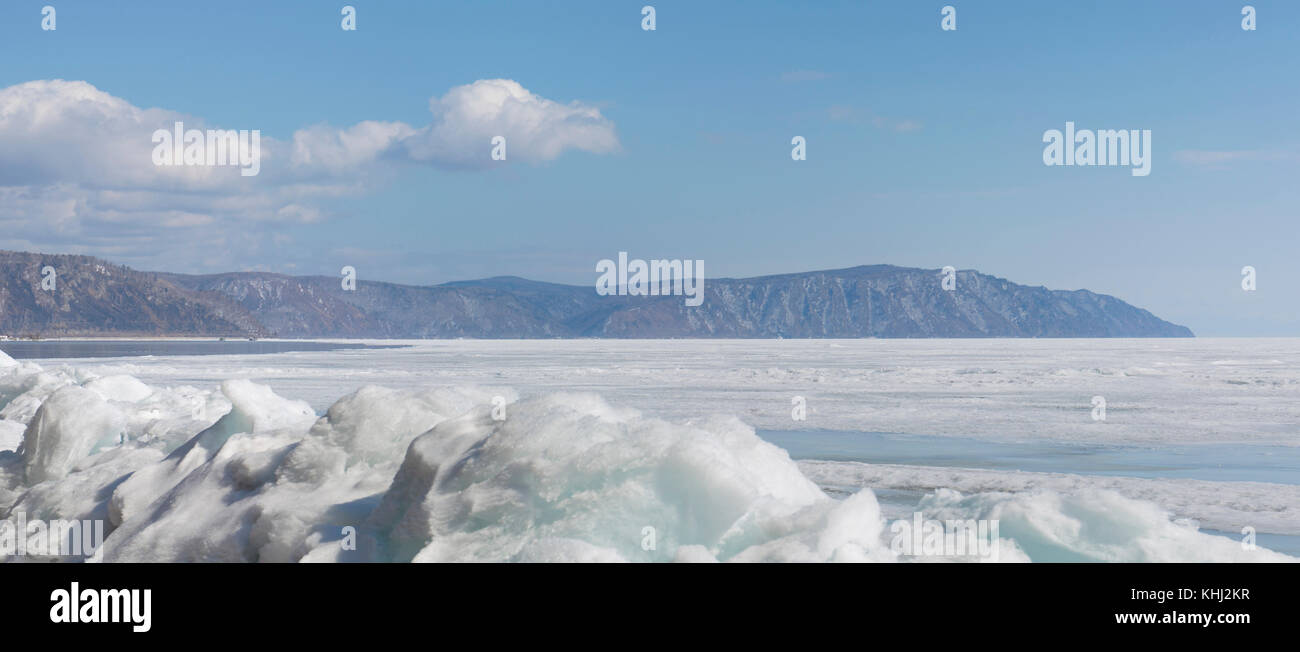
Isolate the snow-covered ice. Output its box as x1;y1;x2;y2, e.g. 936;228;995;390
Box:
799;461;1300;536
62;338;1300;446
0;339;1296;562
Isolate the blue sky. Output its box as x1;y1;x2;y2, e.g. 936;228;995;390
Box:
1;1;1297;336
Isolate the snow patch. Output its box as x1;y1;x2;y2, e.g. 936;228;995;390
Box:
0;353;1292;563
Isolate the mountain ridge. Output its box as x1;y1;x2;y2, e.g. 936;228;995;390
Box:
0;251;1194;339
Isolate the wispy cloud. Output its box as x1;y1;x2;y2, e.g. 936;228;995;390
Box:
1172;149;1295;169
890;119;923;133
780;70;831;83
827;104;922;133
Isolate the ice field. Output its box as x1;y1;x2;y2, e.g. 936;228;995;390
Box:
1;338;1296;562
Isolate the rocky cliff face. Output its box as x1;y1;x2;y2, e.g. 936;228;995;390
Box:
0;252;266;338
0;252;1192;338
588;266;1194;338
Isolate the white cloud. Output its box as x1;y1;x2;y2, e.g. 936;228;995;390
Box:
0;78;618;272
289;79;620;170
289;120;417;174
410;79;620;166
0;80;199;189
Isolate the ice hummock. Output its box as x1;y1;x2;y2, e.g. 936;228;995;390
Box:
0;354;1293;563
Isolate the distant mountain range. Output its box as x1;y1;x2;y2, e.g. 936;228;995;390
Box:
0;251;1193;339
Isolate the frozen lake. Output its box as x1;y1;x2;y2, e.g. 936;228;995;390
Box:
25;337;1298;446
4;337;1297;560
765;429;1300;484
0;339;399;359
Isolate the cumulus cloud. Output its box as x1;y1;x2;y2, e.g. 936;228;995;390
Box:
0;78;618;271
0;80;201;190
287;79;619;170
289;120;418;175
